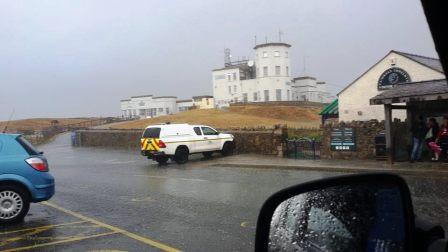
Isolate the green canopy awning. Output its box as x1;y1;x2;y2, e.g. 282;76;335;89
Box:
319;99;338;116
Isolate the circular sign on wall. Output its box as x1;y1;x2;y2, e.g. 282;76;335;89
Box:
377;67;411;90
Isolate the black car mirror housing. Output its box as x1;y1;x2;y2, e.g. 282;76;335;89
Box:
255;173;415;252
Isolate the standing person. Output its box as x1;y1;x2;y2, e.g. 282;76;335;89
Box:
425;118;440;161
410;116;427;163
436;116;448;161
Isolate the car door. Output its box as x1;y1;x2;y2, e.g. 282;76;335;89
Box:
192;126;208;152
201;126;221;150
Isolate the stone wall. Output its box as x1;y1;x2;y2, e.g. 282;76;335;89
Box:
228;126;287;155
73;126;288;156
73;130;142;150
321;120;409;160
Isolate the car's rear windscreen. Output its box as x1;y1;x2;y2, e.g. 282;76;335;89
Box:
16;136;40;155
142;127;161;138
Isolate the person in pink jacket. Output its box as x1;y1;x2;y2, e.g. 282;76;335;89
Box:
436;117;448;161
425;118;440;161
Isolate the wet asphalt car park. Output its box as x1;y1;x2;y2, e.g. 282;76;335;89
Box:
1;133;447;251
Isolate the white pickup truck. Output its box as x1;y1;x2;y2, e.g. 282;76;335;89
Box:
140;123;235;164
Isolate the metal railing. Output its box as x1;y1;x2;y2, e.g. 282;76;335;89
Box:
285;137;320;160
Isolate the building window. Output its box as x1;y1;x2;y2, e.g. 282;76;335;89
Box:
233;85;237;92
357;111;363;116
287;90;291;100
242;93;248;103
206;99;209;105
158;108;163;112
166;108;169;114
276;89;282;101
227;74;231;82
263;66;268;77
233;72;237;80
228;86;231;94
253;92;258;101
285;51;289;58
264;90;269;101
275;66;281;76
262;51;268;58
274;51;280;57
286;66;289;76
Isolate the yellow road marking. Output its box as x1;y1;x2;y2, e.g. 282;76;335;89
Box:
0;231;119;252
0;227;50;247
41;202;181;252
240;221;248;228
0;221;87;235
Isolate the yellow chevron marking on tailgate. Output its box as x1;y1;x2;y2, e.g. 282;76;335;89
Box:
150;139;160;151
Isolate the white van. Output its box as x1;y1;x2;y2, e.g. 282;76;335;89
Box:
140;124;235;164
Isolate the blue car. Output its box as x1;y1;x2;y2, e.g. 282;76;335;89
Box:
0;134;55;224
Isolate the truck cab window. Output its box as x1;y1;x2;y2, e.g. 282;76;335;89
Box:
201;127;218;135
193;127;202;135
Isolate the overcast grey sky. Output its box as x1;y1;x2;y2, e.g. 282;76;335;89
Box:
0;0;438;120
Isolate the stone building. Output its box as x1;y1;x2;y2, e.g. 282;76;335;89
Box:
338;50;445;122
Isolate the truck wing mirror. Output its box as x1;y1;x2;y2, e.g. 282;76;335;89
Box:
255;173;415;251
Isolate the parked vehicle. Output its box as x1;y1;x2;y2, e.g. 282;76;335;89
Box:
140;123;235;164
0;134;55;224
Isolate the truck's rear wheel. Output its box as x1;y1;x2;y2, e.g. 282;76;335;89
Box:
154;156;169;165
174;147;189;164
221;142;235;156
0;185;30;224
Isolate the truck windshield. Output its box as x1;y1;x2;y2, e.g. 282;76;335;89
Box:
16;136;40;155
142;127;161;138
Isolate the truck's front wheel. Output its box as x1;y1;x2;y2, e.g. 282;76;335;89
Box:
221;142;235;156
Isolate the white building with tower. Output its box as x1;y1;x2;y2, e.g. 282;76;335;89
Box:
212;42;334;107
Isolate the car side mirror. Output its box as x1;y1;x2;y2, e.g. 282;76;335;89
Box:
255;173;415;251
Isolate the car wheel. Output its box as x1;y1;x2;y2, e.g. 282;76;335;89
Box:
202;152;213;159
174;147;189;164
154;156;169;165
221;142;235;156
0;185;30;224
